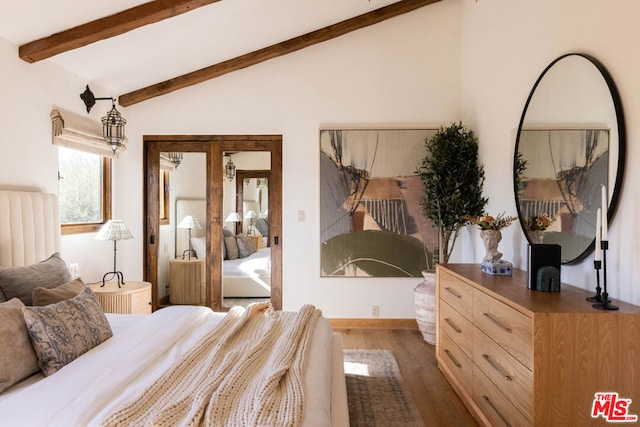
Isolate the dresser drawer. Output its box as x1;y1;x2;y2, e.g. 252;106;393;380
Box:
439;271;473;320
473;367;532;427
473;289;533;369
439;329;472;391
439;300;473;357
474;327;533;420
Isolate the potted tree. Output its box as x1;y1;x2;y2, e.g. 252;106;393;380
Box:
418;122;487;264
413;122;487;344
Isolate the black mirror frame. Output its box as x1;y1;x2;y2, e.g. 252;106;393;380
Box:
513;53;626;264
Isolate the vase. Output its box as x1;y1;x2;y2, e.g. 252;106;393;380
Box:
480;229;503;262
479;229;513;275
529;230;544;244
414;270;436;345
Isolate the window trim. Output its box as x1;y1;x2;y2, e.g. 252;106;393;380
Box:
61;156;112;235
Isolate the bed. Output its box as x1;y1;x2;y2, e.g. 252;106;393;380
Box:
0;190;349;426
176;198;270;298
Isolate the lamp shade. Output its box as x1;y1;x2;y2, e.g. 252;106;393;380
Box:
225;212;241;222
95;220;133;241
244;210;257;219
178;215;201;230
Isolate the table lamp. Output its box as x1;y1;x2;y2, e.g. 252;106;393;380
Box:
178;215;201;259
245;210;257;234
95;220;133;287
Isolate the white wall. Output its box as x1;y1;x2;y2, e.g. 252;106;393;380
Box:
459;0;640;306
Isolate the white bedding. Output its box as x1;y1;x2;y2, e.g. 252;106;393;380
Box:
223;247;271;277
0;306;335;427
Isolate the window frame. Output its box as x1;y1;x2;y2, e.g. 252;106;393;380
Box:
60;156;112;235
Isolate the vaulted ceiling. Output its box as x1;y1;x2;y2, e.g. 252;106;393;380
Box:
0;0;440;106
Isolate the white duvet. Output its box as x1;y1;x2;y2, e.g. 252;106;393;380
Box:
0;305;334;427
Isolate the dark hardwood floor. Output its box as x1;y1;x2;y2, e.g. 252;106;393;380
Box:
334;327;479;427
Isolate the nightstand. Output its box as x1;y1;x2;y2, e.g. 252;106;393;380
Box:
248;234;263;249
89;281;151;314
170;258;206;305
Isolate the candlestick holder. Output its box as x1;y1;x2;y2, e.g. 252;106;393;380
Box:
586;260;603;302
592;240;619;310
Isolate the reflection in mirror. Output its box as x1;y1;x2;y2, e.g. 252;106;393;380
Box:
514;53;625;263
222;152;271;309
157;152;206;307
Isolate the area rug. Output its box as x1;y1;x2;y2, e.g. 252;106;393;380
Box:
343;349;424;427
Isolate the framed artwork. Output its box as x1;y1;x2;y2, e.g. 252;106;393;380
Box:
320;128;439;277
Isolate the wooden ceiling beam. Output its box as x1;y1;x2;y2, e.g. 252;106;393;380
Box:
19;0;221;63
119;0;441;106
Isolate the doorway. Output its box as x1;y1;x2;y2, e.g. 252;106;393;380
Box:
143;135;282;312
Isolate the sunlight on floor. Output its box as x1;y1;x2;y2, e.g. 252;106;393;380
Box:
344;362;370;377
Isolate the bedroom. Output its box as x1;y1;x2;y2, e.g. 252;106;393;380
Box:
1;0;640;424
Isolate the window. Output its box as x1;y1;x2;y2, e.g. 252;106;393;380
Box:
58;147;112;234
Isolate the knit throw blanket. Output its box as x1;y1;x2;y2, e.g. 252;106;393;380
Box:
103;304;321;427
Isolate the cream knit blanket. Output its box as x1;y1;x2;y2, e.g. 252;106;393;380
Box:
103;304;321;427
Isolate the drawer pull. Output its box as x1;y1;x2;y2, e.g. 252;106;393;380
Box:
482;312;512;333
482;354;512;381
444;318;462;333
444;287;462;299
444;349;462;368
482;395;512;427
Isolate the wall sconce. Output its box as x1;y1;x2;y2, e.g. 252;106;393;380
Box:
80;85;127;153
168;152;183;168
225;156;236;181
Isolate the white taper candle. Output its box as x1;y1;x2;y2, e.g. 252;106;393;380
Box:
601;185;608;241
595;208;602;262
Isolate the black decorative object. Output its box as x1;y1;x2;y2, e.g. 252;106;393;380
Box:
593;240;618;310
587;259;603;302
527;244;561;291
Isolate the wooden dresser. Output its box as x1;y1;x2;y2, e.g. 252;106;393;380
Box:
169;258;206;305
89;281;152;314
436;263;640;426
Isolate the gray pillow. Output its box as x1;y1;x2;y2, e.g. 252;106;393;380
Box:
0;253;72;306
236;234;257;258
225;235;239;260
32;277;86;306
22;287;113;376
0;298;39;393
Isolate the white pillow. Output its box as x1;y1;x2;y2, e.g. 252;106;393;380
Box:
190;237;206;259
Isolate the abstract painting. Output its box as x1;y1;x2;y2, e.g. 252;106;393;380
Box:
320;128;439;277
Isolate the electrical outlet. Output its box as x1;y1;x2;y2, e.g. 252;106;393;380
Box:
371;305;380;318
68;263;79;279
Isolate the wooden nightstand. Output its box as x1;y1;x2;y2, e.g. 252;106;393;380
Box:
248;234;263;249
170;258;206;305
89;281;152;314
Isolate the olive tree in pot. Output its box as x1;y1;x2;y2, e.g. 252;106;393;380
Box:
413;123;487;344
418;122;487;264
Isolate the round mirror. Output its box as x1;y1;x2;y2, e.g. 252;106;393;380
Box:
514;53;625;264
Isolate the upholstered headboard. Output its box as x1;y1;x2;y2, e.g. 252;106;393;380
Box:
0;191;61;268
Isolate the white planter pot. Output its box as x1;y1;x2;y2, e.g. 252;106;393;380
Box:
414;270;436;345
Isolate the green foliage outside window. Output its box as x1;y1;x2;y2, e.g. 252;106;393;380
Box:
58;147;103;224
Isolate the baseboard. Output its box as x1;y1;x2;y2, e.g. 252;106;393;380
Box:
329;318;418;330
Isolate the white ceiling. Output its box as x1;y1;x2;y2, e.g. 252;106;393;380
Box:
0;0;402;98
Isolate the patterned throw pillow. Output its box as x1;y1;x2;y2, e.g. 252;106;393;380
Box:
0;298;39;392
0;253;72;305
22;287;113;376
31;277;86;306
236;234;257;258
